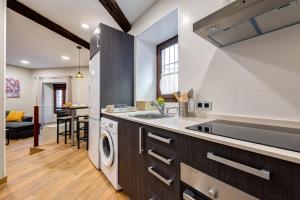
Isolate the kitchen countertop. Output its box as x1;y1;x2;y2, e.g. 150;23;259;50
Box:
102;110;300;165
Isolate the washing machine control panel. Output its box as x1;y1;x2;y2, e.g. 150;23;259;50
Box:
101;117;118;134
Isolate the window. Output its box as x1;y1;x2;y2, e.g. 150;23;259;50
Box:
53;84;66;113
157;36;178;102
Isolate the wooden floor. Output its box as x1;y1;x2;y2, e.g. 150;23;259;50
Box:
0;137;129;200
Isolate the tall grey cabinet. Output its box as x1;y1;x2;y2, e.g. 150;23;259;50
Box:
90;23;134;108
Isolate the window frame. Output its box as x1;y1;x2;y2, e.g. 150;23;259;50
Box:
53;84;66;113
156;35;178;102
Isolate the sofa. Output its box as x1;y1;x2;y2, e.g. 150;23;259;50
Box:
6;111;35;139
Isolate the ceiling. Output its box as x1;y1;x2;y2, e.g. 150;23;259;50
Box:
7;0;157;69
18;0;120;42
6;9;90;69
116;0;157;24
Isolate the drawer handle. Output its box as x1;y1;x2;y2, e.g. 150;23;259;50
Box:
183;190;196;200
207;152;270;180
139;127;144;154
148;167;173;186
148;149;172;165
148;132;172;144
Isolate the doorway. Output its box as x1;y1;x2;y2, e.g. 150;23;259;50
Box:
42;83;67;125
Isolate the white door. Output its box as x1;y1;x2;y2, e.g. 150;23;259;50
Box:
100;130;114;167
88;117;100;169
89;52;100;118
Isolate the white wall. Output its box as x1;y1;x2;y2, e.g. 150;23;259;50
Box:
5;66;89;120
135;9;178;101
0;0;6;179
6;65;34;116
42;84;54;123
130;0;300;121
135;39;156;101
32;67;89;116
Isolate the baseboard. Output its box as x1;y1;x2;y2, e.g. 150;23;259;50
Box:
29;147;45;155
0;176;7;185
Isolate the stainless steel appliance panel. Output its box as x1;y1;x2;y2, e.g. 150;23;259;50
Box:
181;163;259;200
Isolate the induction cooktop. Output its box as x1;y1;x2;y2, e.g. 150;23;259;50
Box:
186;120;300;153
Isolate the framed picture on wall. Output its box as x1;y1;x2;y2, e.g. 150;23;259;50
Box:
6;78;20;98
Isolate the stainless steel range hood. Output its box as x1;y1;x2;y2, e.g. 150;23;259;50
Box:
193;0;300;47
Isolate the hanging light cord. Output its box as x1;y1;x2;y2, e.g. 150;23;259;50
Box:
78;47;81;72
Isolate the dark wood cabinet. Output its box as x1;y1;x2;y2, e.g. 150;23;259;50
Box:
180;134;300;200
99;23;134;108
105;115;180;200
118;118;144;200
90;23;134;108
104;114;300;200
143;126;180;200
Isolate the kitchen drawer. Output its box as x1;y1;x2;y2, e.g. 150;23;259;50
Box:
180;135;300;200
145;158;180;200
146;139;179;170
143;126;180;200
144;126;179;152
144;145;180;200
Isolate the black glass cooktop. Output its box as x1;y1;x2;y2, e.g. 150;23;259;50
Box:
186;120;300;153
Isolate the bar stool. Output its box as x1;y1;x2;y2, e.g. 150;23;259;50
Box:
76;115;89;120
76;117;89;150
75;115;89;134
57;116;72;144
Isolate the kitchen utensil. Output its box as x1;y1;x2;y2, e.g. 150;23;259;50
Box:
181;92;189;102
187;89;193;99
179;102;188;117
174;92;181;102
177;91;182;101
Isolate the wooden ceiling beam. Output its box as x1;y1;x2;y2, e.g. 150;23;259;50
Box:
7;0;90;49
98;0;131;32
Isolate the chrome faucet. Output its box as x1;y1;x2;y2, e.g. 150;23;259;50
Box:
150;101;165;115
165;107;178;114
150;101;178;115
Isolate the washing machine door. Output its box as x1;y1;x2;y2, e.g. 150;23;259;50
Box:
100;130;114;167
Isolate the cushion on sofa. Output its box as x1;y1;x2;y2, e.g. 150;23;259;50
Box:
6;111;25;122
6;122;35;139
6;111;32;122
6;122;34;129
22;116;33;122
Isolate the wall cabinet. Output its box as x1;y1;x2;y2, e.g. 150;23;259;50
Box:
100;24;134;107
89;23;134;108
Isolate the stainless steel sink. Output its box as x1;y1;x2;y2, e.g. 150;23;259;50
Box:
129;113;174;119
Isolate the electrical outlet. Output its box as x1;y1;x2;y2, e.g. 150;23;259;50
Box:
196;100;212;111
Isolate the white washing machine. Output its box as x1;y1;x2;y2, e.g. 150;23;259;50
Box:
100;117;121;190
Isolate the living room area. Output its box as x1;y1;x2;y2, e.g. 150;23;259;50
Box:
4;2;92;148
5;65;89;146
0;1;129;198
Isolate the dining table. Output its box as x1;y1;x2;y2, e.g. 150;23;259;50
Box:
58;106;89;146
